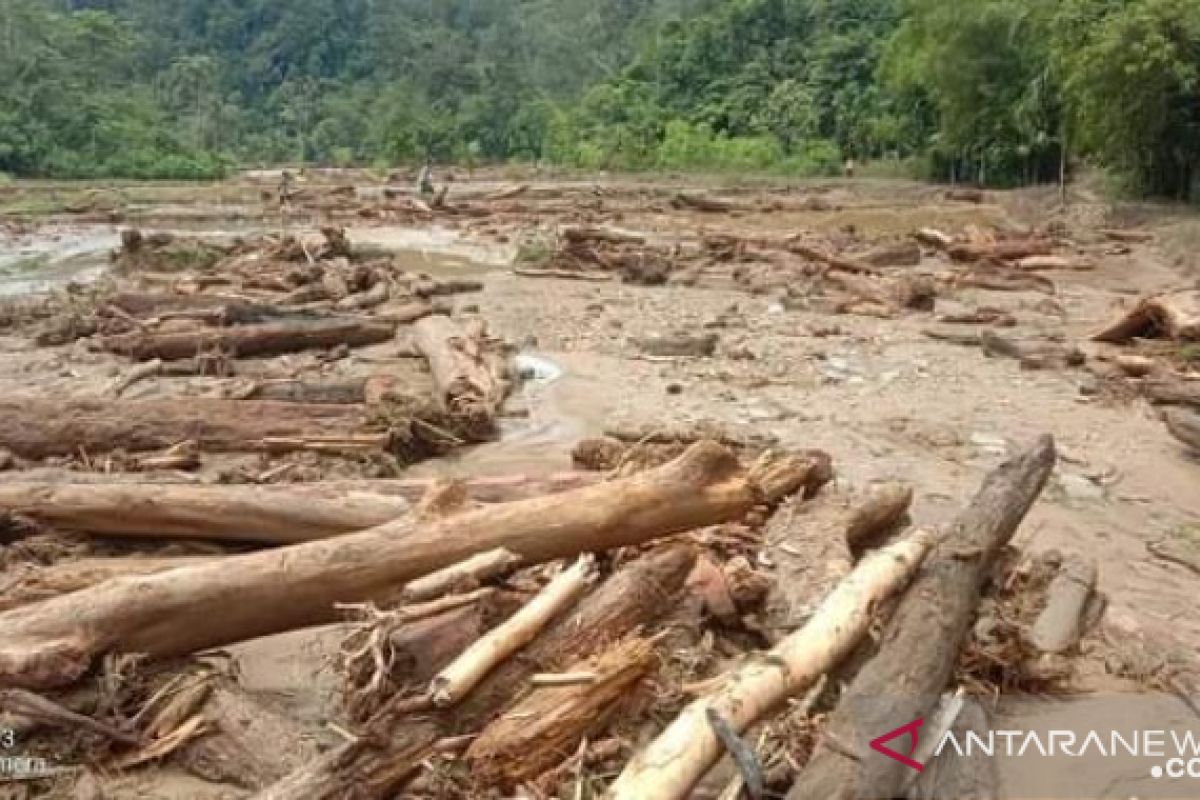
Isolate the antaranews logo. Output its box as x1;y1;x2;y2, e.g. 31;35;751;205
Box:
869;718;925;773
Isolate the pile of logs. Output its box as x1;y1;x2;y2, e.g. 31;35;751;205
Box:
0;431;1105;799
4;228;511;466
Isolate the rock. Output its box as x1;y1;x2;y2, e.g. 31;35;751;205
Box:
1058;472;1105;502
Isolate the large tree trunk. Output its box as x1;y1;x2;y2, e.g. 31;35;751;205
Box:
1145;379;1200;410
412;314;510;441
0;483;411;544
787;436;1056;800
97;318;395;361
0;398;375;459
0;442;794;689
256;546;699;800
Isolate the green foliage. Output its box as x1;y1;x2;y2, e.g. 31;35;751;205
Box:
0;0;1195;197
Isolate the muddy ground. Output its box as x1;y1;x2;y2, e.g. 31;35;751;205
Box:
2;168;1199;798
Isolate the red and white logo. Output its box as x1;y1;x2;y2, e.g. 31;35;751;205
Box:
870;718;925;772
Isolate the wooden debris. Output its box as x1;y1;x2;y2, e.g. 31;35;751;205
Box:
787;436;1056;799
672;192;737;213
0;442;794;689
398;548;522;605
915;228;954;250
607;529;936;800
1093;290;1200;343
97;318;395;361
430;556;598;706
0;483;411;544
413;314;510;441
1029;553;1098;654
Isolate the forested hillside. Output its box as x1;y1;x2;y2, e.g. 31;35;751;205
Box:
1;0;1198;198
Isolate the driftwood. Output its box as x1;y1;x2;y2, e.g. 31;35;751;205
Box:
97;318;395;361
430;556;598;706
1165;408;1200;452
561;225;645;246
948;239;1053;263
937;307;1017;327
0;442;798;689
0;483;411;544
256;546;698;800
787;435;1056;799
413;315;510;441
0;398;376;459
858;240;922;267
1101;229;1154;244
766;484;913;631
672;192;737;213
607;529;936;800
915;228;954;250
397;549;522;605
1029;553;1098;653
244;379;368;405
955;264;1056;294
1092;290;1200;343
0;556;216;613
465;636;656;789
788;242;881;277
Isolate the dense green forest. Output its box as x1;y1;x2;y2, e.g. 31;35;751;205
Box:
1;0;1198;198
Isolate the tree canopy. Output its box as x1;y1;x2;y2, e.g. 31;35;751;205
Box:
1;0;1197;199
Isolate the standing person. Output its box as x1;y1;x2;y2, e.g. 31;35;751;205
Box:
277;169;295;235
417;158;435;200
844;157;856;179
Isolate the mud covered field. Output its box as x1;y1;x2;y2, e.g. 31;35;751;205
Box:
1;169;1199;799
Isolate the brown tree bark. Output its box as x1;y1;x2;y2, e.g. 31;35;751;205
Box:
0;483;411;543
465;636;656;789
1093;290;1200;343
947;240;1054;263
255;546;699;800
0;442;790;689
0;556;216;613
98;318;395;361
787;435;1056;800
1142;378;1200;409
413;314;511;441
0;398;376;459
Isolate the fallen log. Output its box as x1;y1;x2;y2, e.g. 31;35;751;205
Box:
788;242;881;277
787;435;1056;799
672;192;737;213
1101;229;1154;244
911;699;999;800
955;264;1057;294
948;239;1054;263
256;546;698;800
1092;290;1200;343
513;267;614;282
561;225;645;246
466;636;655;789
0;483;411;544
1016;255;1092;272
1165;408;1200;452
97;317;395;361
858;240;922;268
397;549;522;605
766;484;913;631
607;528;937;800
0;398;376;459
937;307;1017;327
915;228;954;251
108;292;267;317
1029;553;1098;654
244;378;368;405
0;442;794;689
413;314;510;441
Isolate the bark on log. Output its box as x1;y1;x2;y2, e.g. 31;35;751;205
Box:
98;318;395;361
1029;553;1098;654
787;435;1057;800
0;442;788;689
607;529;937;800
0;483;411;544
672;193;737;213
766;484;913;631
466;636;656;789
413;314;510;441
430;556;598;706
1092;290;1200;343
109;292;269;317
981;330;1086;370
1165;408;1200;452
948;240;1054;263
398;548;522;605
255;546;698;800
911;700;999;800
915;228;954;250
0;398;376;459
244;379;367;405
0;556;216;613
